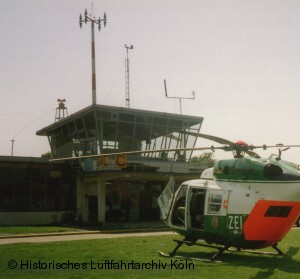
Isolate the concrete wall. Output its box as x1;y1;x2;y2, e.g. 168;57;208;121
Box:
0;211;69;226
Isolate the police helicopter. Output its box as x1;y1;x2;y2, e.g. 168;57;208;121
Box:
51;133;300;262
156;133;300;262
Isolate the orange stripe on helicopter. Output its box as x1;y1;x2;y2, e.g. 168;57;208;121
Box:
244;200;300;245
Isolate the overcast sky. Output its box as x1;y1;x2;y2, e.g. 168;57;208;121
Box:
1;0;300;162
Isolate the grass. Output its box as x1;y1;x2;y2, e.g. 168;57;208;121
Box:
0;229;299;279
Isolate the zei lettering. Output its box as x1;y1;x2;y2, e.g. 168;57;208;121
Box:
228;215;244;234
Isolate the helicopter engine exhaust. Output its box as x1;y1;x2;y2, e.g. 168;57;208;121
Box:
264;164;283;179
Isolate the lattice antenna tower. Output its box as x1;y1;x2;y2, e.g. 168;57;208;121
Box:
125;44;133;108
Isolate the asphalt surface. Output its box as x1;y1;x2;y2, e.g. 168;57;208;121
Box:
0;231;175;245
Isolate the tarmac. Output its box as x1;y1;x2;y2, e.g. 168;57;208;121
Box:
0;230;175;245
0;222;176;245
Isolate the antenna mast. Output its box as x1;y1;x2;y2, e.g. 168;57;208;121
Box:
11;139;15;156
164;79;195;114
79;8;107;105
125;44;133;108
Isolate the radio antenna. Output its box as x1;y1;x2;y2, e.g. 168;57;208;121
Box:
164;79;195;114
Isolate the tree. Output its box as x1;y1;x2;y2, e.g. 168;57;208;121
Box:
41;151;52;158
190;152;215;165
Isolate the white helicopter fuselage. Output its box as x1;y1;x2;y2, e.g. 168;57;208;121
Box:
159;156;300;249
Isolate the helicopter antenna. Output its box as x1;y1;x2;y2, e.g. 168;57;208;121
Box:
164;79;195;114
276;143;290;159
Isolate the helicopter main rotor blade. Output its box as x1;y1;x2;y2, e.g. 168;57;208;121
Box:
50;146;225;162
253;144;300;150
185;132;300;151
183;131;234;145
183;131;261;158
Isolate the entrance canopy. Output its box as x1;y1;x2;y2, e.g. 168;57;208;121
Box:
36;104;203;162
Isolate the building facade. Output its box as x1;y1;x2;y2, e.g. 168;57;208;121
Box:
0;156;75;225
0;104;207;226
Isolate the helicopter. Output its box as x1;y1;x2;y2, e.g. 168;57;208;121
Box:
156;133;300;262
51;133;300;262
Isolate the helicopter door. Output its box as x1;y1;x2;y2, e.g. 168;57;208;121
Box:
205;189;230;234
157;176;176;220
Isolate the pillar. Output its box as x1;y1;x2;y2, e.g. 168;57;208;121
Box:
97;179;106;224
76;176;84;222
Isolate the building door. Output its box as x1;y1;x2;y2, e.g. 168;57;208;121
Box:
128;190;139;221
140;191;152;220
140;191;160;221
88;195;98;223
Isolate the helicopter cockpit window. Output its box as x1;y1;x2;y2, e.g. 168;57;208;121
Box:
171;185;188;227
207;194;222;213
190;189;206;229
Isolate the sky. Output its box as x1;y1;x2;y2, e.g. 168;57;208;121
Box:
1;0;300;162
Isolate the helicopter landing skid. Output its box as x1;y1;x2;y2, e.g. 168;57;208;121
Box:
228;243;284;256
157;239;228;263
157;250;221;263
158;239;284;263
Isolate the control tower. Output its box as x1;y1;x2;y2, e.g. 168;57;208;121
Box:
36;104;205;223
